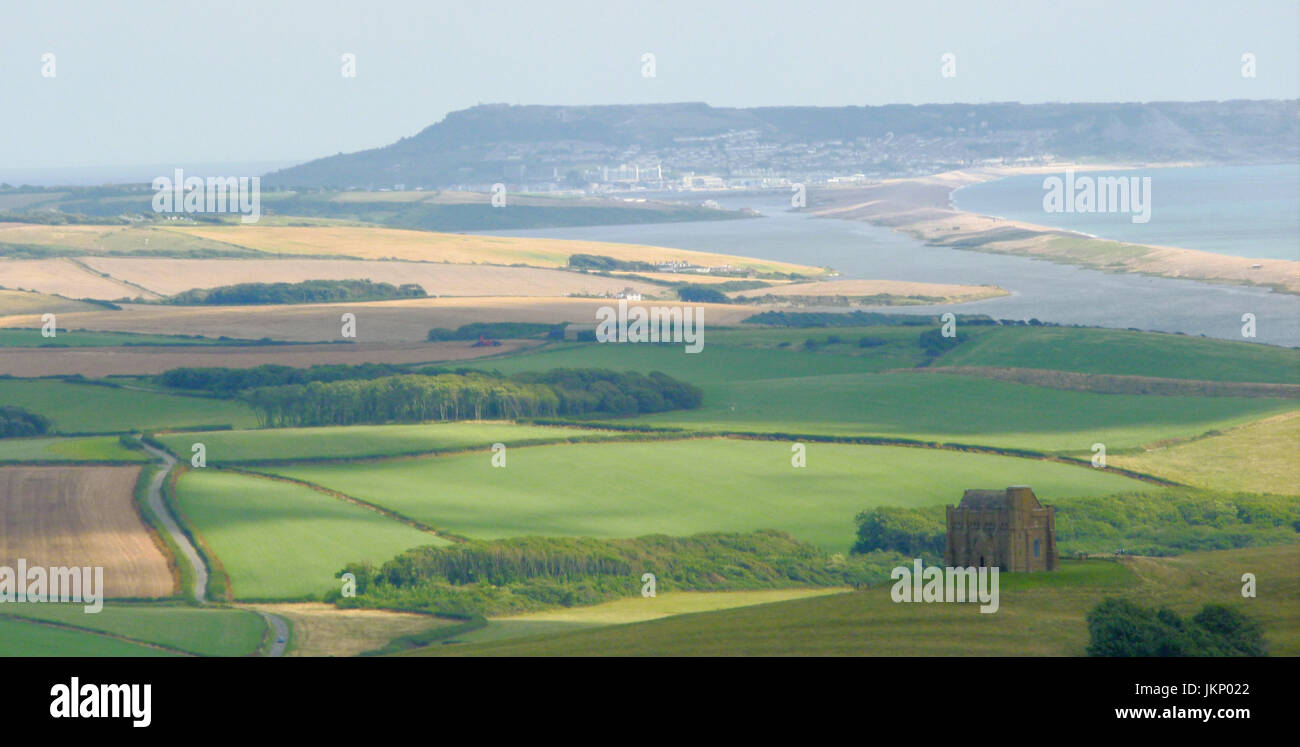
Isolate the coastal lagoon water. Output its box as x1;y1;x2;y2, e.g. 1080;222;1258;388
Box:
474;189;1300;347
953;164;1300;261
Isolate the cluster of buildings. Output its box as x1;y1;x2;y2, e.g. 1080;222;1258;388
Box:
435;127;1057;194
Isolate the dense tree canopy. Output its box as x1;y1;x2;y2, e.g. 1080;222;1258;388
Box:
0;406;51;438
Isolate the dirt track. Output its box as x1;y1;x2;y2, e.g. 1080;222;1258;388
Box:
0;465;174;598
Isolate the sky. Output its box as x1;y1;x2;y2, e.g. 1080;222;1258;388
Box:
1;0;1296;177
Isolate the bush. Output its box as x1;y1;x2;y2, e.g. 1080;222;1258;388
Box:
337;530;906;616
1086;598;1266;656
166;279;425;305
0;406;51;438
677;284;729;304
852;506;946;558
427;322;564;341
851;489;1300;559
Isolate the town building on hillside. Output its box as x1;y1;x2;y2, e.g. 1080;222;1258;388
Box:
944;486;1059;572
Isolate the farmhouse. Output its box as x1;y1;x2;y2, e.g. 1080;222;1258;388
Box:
944;486;1059;572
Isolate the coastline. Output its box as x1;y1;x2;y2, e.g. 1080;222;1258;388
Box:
808;163;1300;295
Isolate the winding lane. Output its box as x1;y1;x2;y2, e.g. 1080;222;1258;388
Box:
137;438;289;657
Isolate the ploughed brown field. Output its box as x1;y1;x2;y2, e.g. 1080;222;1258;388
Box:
0;340;543;378
0;466;174;598
0;297;758;344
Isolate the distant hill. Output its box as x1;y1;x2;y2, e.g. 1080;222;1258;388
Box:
264;100;1300;189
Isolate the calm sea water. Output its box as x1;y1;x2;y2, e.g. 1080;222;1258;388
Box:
474;183;1300;347
953;164;1300;260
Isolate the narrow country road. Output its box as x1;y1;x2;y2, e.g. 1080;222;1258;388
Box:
257;611;290;657
137;438;289;657
138;439;208;605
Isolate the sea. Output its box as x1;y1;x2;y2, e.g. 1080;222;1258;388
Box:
472;165;1300;347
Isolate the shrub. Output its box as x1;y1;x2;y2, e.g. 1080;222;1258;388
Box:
1086;598;1266;657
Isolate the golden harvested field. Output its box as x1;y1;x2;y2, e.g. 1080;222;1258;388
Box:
0;222;262;256
0;289;104;316
1;258;157;300
78;257;664;298
242;603;453;657
158;224;822;275
0;297;758;344
0;340;543;377
1110;410;1300;494
0;466;173;598
612;271;769;285
496;589;848;625
729;278;1007;303
0;222;123;251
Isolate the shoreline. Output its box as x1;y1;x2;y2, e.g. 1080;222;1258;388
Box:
809;163;1300;295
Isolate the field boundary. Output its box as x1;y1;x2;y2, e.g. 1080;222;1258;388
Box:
222;467;465;541
895;365;1300;397
161;424;1182;487
0;611;197;656
130;463;186;598
164;466;233;602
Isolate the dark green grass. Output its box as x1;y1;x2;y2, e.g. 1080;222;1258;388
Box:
470;333;923;387
0;379;258;433
0;435;146;462
1;604;265;656
175;469;444;600
411;546;1299;656
265;439;1145;552
630;372;1294;452
933;326;1300;384
0;617;181;657
156;422;625;464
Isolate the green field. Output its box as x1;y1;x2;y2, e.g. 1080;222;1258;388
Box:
0;328;261;347
175;469;445;600
473;336;907;387
2;604;265;656
157;422;628;464
414;545;1300;656
265;438;1146;551
0;435;146;462
472;332;1294;452
455;589;846;645
0;617;181;657
932;326;1300;383
630;372;1293;452
0;379;258;433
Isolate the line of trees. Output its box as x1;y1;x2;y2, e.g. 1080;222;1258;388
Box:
513;369;702;417
157;363;410;396
245;373;560;427
239;368;703;427
164;279;426;305
426;322;565;341
329;530;905;616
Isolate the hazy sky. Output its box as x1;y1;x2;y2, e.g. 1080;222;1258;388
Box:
1;0;1296;174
